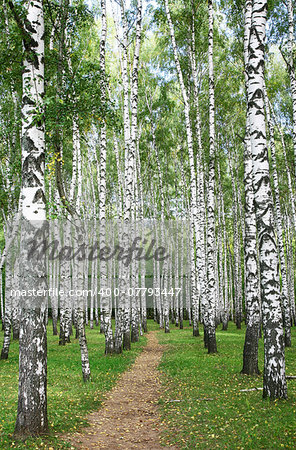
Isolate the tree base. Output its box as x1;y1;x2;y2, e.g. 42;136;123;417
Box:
203;327;208;348
131;327;139;343
105;339;114;355
222;321;228;331
285;330;291;348
208;334;217;353
193;327;200;337
263;378;287;400
14;427;49;440
113;344;122;354
82;374;91;383
1;350;8;360
123;331;131;350
142;320;148;333
241;325;260;375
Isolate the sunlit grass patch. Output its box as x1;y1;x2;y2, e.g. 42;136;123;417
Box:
158;322;296;449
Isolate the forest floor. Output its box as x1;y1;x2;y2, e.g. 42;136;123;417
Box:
1;321;296;449
157;323;296;449
62;330;177;449
0;320;147;449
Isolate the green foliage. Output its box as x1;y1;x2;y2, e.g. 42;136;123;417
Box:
0;0;293;228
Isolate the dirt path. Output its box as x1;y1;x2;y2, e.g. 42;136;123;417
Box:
63;331;177;449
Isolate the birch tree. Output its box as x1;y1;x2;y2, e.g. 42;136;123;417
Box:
264;85;292;348
246;0;287;398
164;0;201;339
241;0;260;375
99;0;114;354
205;0;217;353
286;0;296;178
129;0;142;343
13;0;48;434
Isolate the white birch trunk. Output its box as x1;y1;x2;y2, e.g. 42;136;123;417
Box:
164;0;201;338
1;243;13;359
287;0;296;179
241;0;261;375
99;0;114;354
217;163;229;330
0;262;3;329
269;102;296;230
247;0;287;399
204;0;217;352
15;0;48;434
242;101;261;375
264;85;292;347
69;123;78;202
286;213;296;325
72;222;91;382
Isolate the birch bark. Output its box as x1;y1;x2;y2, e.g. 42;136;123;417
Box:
130;0;142;343
247;0;287;398
241;0;260;375
99;0;114;354
287;0;296;179
164;0;201;339
264;85;291;348
205;0;217;352
15;0;48;434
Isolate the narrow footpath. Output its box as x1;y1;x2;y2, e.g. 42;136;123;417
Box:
64;331;177;449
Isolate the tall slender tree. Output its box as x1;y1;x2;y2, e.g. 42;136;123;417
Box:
164;0;201;338
13;0;48;434
246;0;287;398
205;0;217;353
264;85;292;348
99;0;114;354
241;0;261;375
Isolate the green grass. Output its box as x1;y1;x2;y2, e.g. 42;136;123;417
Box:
0;320;146;449
157;322;296;449
1;320;296;449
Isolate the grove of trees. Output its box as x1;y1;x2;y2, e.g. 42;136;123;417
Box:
0;0;295;438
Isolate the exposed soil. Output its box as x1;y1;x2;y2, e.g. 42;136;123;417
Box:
63;331;177;449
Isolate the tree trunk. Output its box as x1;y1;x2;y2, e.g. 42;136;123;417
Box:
164;0;201;340
264;85;292;348
99;0;114;355
13;0;48;435
247;0;287;399
241;0;260;375
287;0;296;179
205;0;217;353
